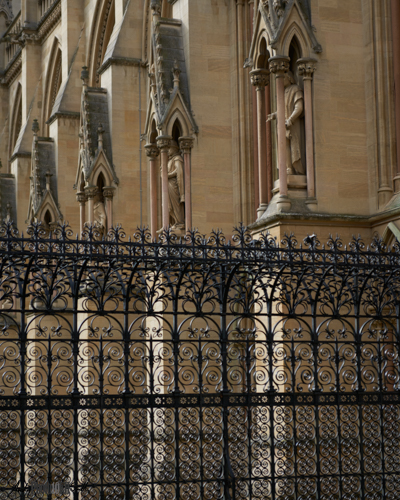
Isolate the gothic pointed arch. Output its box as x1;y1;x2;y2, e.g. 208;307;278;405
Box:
9;83;22;158
0;0;13;31
165;104;192;138
382;223;400;247
88;0;116;87
249;0;321;62
256;36;270;69
288;34;303;83
281;21;309;57
42;37;62;136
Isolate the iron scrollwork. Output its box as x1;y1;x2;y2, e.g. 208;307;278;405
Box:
0;221;398;498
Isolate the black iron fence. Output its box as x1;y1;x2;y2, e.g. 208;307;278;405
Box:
0;221;399;499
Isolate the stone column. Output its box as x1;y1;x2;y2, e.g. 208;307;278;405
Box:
391;0;400;192
103;187;115;233
76;191;87;235
269;56;291;211
156;135;172;229
265;84;273;204
179;136;195;231
145;143;160;239
85;185;97;225
250;69;270;218
298;58;317;211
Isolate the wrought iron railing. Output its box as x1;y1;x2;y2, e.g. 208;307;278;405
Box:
0;221;399;499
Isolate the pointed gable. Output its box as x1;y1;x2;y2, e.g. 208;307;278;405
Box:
75;76;119;189
147;17;197;136
252;0;321;58
27;123;62;225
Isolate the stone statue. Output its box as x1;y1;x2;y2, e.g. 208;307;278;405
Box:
93;192;107;235
269;70;305;175
167;140;185;228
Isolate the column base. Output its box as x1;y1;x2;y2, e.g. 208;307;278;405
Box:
257;203;269;219
394;175;400;194
378;186;394;209
305;198;318;212
276;195;291;212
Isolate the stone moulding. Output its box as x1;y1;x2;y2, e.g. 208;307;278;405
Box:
37;0;61;42
46;111;81;126
97;56;146;77
0;50;21;86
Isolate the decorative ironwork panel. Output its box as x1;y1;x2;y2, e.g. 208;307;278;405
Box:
0;222;399;499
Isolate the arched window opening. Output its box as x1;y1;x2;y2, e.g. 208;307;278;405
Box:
90;0;116;87
80;173;85;192
257;38;269;70
96;172;106;203
99;3;115;68
285;36;306;175
150;120;158;144
172;119;182;144
289;36;302;86
94;172;107;235
44;210;52;227
9;85;22;159
44;45;62;135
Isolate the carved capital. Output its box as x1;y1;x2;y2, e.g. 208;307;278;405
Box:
103;186;115;199
250;69;270;89
76;191;87;204
145;143;160;159
269;56;290;76
156;135;172;152
84;185;98;199
150;0;161;15
297;58;317;80
179;136;194;154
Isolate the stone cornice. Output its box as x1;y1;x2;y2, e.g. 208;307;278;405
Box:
47;111;81;126
249;205;400;234
97;56;145;77
9;151;31;163
37;0;61;42
0;49;22;86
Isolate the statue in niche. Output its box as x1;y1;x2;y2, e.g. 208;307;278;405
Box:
269;70;305;175
167;140;185;228
93;191;107;236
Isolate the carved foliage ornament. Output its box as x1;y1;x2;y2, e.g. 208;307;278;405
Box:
151;0;162;15
273;0;288;18
250;69;270;88
145;144;160;159
269;57;290;75
298;58;317;80
179;137;194;154
156;136;172;151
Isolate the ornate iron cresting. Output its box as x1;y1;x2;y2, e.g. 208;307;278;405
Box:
0;221;399;499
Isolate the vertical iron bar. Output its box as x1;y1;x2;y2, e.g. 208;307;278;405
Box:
173;276;181;500
124;273;131;500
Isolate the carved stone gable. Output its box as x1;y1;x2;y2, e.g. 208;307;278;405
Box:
0;0;13;25
75;72;119;189
27;121;62;225
260;0;321;52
